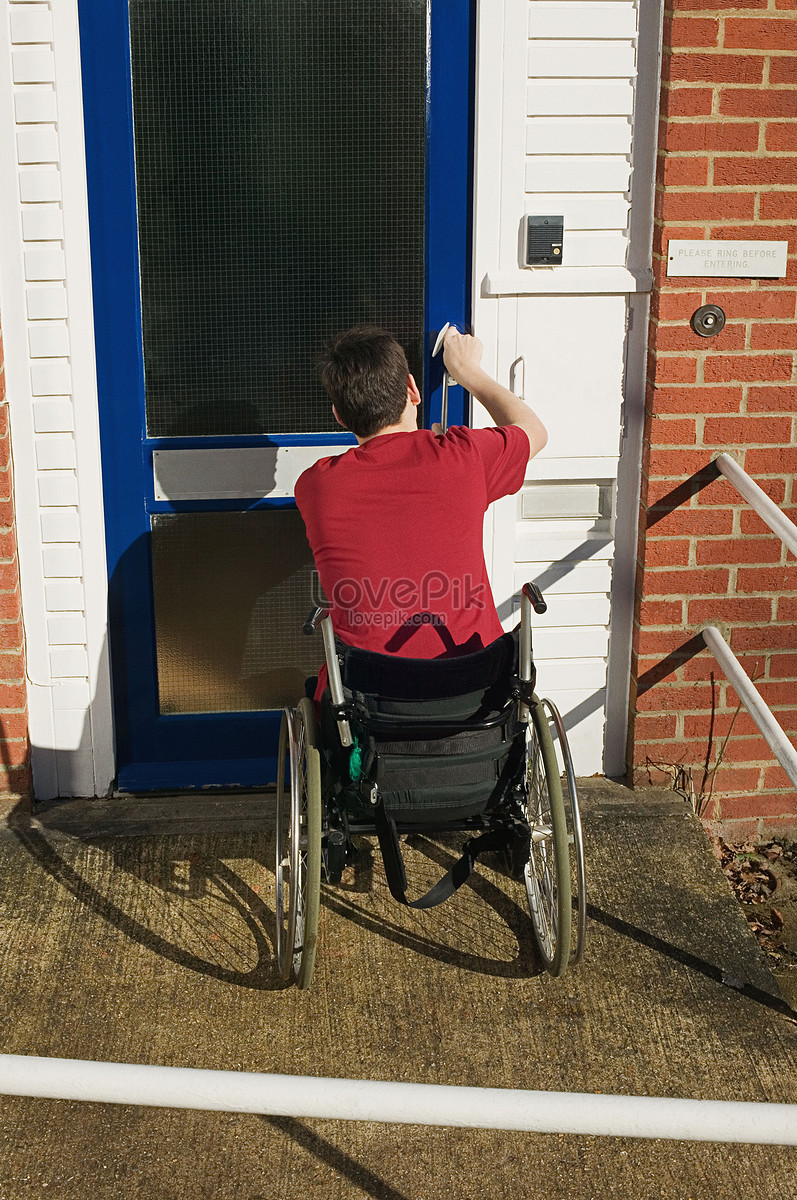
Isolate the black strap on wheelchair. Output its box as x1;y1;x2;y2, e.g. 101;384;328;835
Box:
372;804;508;910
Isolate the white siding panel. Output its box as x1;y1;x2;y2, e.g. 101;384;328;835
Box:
528;40;636;79
14;86;58;124
18;169;61;202
21;203;63;239
526;155;630;192
28;320;69;356
515;531;614;562
524;592;611;625
524;193;629;230
10;8;54;45
556;231;629;267
527;117;632;155
528;80;634;115
533;626;610;659
526;658;608;690
514;562;613;595
529;3;638;41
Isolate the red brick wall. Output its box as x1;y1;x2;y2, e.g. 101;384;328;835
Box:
631;3;797;839
0;323;31;811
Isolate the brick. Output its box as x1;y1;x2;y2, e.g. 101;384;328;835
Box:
709;223;795;244
652;290;706;320
725;17;797;50
648;385;742;414
660;155;711;187
647;447;716;477
0;591;21;622
750;323;797;351
760;192;797;220
644;567;731;595
746;447;797;475
648;354;699;385
688;596;773;624
766;123;797;153
659;190;756;224
653;224;707;258
0;620;23;651
680;653;765;682
0;739;31;768
671;0;767;8
763;765;797;790
0;683;27;709
711;796;789;823
646;506;733;536
666;52;764;85
718;89;797;119
710;764;764;793
661;87;715;118
669;16;720;46
656;322;746;352
741;507;797;535
0;711;29;739
696;537;782;564
639;599;685;626
637;683;717;711
730;628;797;654
738;564;797;592
661;121;760;153
714;157;797;188
775;597;797;622
648;415;698;444
747;385;797;413
642;537;691;568
703;355;793;383
769;56;797;85
706;291;795;320
684;712;778;741
632;712;679;741
767;651;797;677
703;415;793;445
695;476;786;506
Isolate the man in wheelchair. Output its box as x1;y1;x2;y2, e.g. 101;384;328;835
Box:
279;327;581;988
295;324;547;666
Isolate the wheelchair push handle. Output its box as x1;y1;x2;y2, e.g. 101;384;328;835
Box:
522;582;547;615
303;605;329;636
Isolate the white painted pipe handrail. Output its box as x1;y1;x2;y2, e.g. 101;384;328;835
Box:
701;624;797;789
715;452;797;559
1;1055;796;1145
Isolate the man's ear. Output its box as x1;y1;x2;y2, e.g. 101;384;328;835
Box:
407;374;422;406
331;405;348;430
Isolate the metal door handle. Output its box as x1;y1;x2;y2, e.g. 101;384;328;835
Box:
510;356;525;400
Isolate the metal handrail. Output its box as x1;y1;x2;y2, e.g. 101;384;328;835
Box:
2;1054;797;1145
697;456;797;789
700;625;797;790
714;453;797;558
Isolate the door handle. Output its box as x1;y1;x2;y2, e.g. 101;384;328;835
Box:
510;356;525;400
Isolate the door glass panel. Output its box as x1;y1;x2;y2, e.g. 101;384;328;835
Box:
150;511;320;713
129;0;427;437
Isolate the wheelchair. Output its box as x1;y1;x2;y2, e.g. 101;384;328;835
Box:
275;582;586;989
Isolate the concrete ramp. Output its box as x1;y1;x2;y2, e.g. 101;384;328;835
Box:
1;781;795;1198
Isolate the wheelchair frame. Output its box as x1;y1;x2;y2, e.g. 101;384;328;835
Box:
275;582;586;989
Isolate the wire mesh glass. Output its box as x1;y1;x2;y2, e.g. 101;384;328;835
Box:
150;510;320;713
129;0;427;437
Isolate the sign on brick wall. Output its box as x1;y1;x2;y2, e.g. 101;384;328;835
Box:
667;240;789;279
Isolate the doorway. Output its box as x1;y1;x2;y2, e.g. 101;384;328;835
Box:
78;0;474;789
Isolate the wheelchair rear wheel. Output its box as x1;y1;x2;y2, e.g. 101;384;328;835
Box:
524;698;572;976
275;698;322;988
541;697;587;966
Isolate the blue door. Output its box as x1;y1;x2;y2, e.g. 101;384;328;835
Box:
78;0;474;791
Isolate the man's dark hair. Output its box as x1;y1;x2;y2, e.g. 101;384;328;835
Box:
319;326;409;439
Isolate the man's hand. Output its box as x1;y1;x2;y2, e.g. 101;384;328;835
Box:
441;326;548;459
442;328;484;390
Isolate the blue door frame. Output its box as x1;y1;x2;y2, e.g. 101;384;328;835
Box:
77;0;475;791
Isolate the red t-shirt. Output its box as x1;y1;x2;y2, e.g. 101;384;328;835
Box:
295;425;529;670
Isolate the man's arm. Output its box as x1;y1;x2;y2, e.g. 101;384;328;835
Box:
442;329;548;458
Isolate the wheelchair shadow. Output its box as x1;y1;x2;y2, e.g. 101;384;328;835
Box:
8;804;287;991
322;835;544;980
